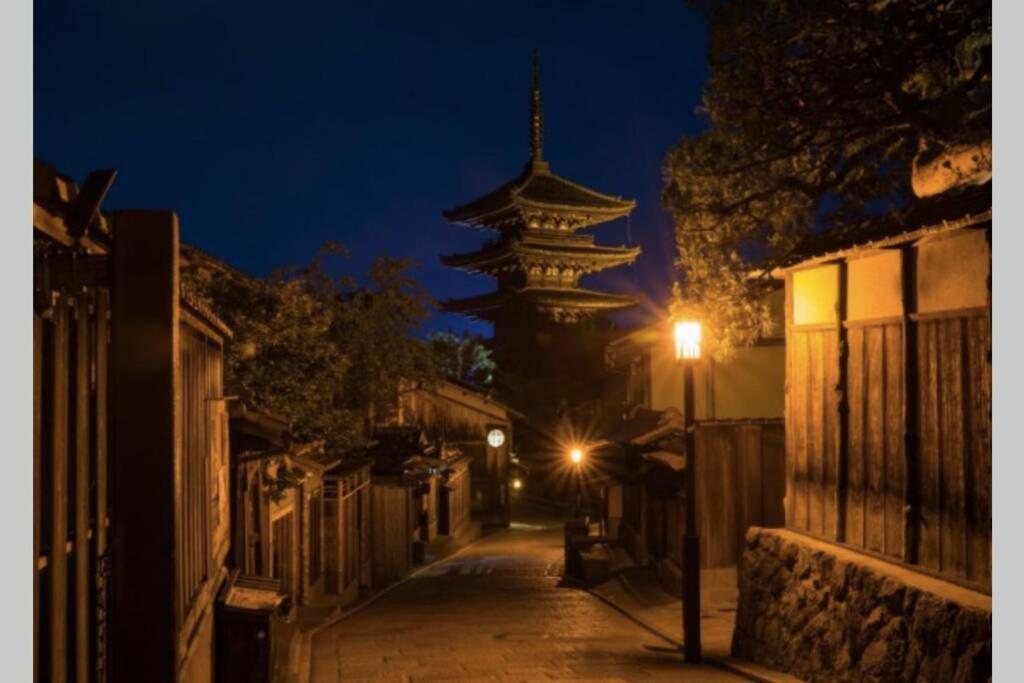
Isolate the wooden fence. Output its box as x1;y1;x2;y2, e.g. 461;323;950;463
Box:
783;217;991;591
34;254;111;683
618;420;785;572
35;163;234;681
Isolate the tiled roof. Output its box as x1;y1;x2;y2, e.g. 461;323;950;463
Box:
441;286;638;319
440;239;640;272
781;183;991;271
443;160;635;229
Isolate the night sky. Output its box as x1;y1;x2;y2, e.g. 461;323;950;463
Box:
34;0;708;337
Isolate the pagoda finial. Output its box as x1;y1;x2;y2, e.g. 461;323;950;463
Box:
530;49;544;163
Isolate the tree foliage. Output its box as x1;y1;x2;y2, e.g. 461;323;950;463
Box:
428;330;496;387
182;244;435;455
664;0;990;358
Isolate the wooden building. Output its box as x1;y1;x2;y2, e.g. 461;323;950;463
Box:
228;405;341;608
400;377;515;528
34;159;234;682
775;208;992;590
323;459;372;605
598;299;787;593
605;288;786;421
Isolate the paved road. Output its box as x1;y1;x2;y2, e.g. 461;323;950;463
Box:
310;507;743;681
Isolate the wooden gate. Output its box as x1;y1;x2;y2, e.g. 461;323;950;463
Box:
35;167;114;683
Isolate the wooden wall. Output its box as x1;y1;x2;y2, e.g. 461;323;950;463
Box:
916;313;991;586
618;421;785;571
784;225;991;590
696;422;786;568
370;482;412;588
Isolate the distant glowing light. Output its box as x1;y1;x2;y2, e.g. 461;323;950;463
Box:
674;320;702;361
487;428;506;448
570;447;584;464
512;478;522;490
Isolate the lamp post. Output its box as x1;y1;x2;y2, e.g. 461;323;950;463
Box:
674;319;702;664
569;447;584;517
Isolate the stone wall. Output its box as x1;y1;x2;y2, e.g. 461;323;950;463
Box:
733;528;991;682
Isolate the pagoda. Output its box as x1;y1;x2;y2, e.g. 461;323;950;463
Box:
440;52;640;422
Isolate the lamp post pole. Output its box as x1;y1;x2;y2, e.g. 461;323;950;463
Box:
682;359;702;663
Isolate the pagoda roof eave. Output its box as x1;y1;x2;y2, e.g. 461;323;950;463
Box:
443;160;635;229
440;286;639;318
440;242;641;272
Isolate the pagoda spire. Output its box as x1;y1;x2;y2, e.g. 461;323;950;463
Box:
530;49;543;163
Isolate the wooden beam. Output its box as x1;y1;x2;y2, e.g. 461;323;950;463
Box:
94;288;110;682
110;210;180;683
835;261;849;542
50;296;70;683
33;312;42;683
902;245;920;564
75;293;91;683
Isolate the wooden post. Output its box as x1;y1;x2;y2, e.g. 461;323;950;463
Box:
75;293;91;683
33;312;42;683
110;210;180;683
835;261;849;542
901;246;920;564
94;289;110;683
51;295;70;683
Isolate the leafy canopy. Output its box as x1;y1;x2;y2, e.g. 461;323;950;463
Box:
665;0;990;358
428;330;496;388
182;243;435;455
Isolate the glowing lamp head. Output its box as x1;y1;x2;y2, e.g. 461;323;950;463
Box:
487;428;506;448
569;447;584;465
512;478;523;490
674;320;702;361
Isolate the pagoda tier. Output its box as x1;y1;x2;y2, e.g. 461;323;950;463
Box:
441;286;637;323
440;51;639;325
443;159;635;232
440;232;640;278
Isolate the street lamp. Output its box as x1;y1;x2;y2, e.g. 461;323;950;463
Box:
674;318;702;664
568;446;585;517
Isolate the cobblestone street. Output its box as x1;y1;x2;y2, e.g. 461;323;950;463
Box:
310;507;743;681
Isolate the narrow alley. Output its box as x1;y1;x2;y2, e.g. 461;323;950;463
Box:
309;506;743;682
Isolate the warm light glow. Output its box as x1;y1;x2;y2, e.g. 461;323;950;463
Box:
512;478;522;490
569;447;584;464
674;320;702;361
487;428;506;448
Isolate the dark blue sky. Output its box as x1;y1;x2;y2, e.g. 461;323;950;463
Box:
35;0;708;336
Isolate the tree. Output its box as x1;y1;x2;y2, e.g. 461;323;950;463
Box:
331;255;436;421
182;244;436;454
428;330;497;387
182;246;362;454
664;0;990;358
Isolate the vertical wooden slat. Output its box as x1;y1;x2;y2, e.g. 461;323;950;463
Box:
918;321;942;572
846;326;865;547
791;332;807;531
884;324;905;559
823;328;840;540
807;332;821;534
966;314;992;587
866;325;885;553
902;246;920;564
939;319;967;578
50;296;69;683
94;289;109;683
75;293;92;683
784;274;795;527
34;312;43;683
833;262;848;543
